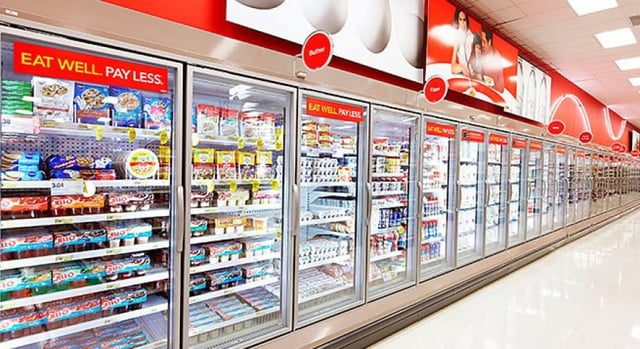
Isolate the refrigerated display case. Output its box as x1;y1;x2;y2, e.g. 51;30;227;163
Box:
525;140;543;240
540;142;555;235
296;92;366;326
0;31;183;348
420;119;456;278
456;127;486;265
484;133;508;255
575;151;591;222
184;68;293;347
553;146;566;231
566;148;577;226
590;154;602;216
508;138;527;246
367;107;419;299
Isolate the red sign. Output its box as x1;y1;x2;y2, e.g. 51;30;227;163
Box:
302;31;333;71
577;151;584;157
489;134;508;146
547;120;565;135
426;122;456;138
512;138;527;149
305;97;363;123
423;76;448;104
530;141;543;151
461;129;485;143
13;41;168;93
632;150;640;157
611;143;626;153
557;146;566;154
578;131;593;144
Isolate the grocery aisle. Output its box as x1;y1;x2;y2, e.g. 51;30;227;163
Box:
370;210;640;349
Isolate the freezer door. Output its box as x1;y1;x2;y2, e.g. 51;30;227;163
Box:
566;149;577;225
184;68;294;347
553;146;567;231
367;106;419;300
0;30;183;348
420;118;456;279
295;92;367;326
525;141;543;240
540;143;556;235
456;127;486;266
484;133;509;256
508;137;528;247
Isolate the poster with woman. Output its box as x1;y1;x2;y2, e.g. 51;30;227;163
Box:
425;0;518;110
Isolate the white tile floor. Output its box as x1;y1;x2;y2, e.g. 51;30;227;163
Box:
370;210;640;349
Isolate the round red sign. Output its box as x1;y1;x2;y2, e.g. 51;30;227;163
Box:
423;76;448;104
611;143;626;152
302;31;333;71
578;131;593;143
547;120;565;135
632;150;640;157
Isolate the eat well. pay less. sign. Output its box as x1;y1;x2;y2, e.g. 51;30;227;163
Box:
13;41;168;93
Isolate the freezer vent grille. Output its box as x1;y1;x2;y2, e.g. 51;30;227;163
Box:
195;321;283;349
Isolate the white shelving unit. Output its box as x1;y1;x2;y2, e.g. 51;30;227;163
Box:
371;190;405;197
300;182;355;188
372;172;405;178
1;209;170;229
371;226;404;235
1;179;170;189
299;284;351;303
191;179;279;187
300;215;352;226
189;307;280;337
372;151;401;158
370;250;403;262
191;204;281;215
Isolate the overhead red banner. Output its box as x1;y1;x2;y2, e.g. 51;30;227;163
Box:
461;129;485;143
530;141;543;151
577;151;584;157
512;138;527;149
13;41;169;93
426;122;456;138
489;134;508;145
305;97;364;123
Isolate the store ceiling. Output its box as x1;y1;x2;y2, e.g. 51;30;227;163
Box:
455;0;640;128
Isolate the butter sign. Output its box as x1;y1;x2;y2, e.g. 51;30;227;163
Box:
14;41;168;93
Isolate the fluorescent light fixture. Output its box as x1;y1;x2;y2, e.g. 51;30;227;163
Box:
615;56;640;71
628;77;640;86
567;0;618;16
595;28;636;48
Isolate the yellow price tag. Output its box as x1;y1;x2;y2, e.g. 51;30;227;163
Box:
0;302;15;310
2;182;18;188
207;181;215;193
275;139;283;152
107;214;123;221
2;221;16;228
256;138;264;150
229;180;238;193
54;218;74;224
55;255;72;262
95;125;103;141
275;228;282;241
275;127;283;138
106;282;121;290
270;179;280;190
251;179;260;192
237;137;245;150
128;127;136;143
159;130;169;145
192;133;200;147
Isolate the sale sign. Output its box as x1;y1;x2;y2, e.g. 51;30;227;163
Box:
547;120;565;135
461;129;485;143
13;41;169;93
305;97;364;123
530;141;543;150
512;138;527;149
489;134;508;145
426;122;456;138
423;76;448;104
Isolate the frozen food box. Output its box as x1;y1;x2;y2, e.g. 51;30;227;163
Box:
74;83;110;125
237;151;255;180
1;170;44;181
216;150;237;180
2;150;41;166
32;77;74;122
47;155;113;170
219;107;240;136
110;87;142;128
0;307;46;336
192;148;215;180
143;96;172;130
49;169;116;180
196;104;219;135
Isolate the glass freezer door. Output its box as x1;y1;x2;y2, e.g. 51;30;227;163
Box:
553;146;567;231
185;69;293;347
420;119;456;279
576;151;588;222
296;93;366;326
456;128;486;266
540;143;556;234
526;141;543;240
0;32;182;348
367;107;419;299
566;149;577;225
508;138;527;246
484;133;508;255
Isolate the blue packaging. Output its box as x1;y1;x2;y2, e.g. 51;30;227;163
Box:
74;83;111;125
110;87;142;128
143;96;172;130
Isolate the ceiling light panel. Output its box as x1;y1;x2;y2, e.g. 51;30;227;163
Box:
628;77;640;86
595;28;636;48
616;57;640;71
567;0;618;16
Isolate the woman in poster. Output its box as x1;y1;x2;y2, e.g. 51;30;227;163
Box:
451;9;473;76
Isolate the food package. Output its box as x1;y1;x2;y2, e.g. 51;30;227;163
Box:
236;151;255;179
0;306;46;339
32;77;74;122
114;149;159;179
0;195;48;219
49;169;116;180
196;104;219;135
158;146;171;180
1;170;44;181
50;194;106;216
192;148;215;180
203;242;243;263
206;268;243;290
215;151;236;180
189;274;207;295
110;87;142;127
47;155;113;171
143;96;172;130
255;151;273;179
0;228;52;260
74;83;110;125
219;107;240;136
2;80;33;117
2;151;41;166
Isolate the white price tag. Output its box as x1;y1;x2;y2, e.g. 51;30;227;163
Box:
51;179;84;196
